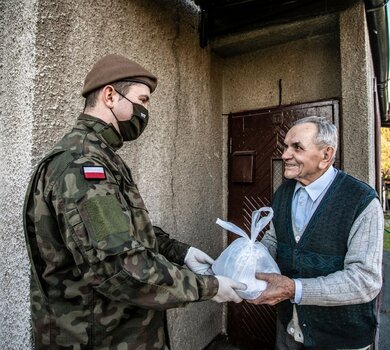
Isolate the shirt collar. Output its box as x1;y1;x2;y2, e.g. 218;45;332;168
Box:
294;166;338;201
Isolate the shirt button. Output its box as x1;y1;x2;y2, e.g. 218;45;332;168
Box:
290;327;295;334
296;235;300;242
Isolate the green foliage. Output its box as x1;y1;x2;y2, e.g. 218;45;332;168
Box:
381;128;390;181
385;212;390;251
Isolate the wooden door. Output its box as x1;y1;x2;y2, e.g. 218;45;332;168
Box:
227;99;339;350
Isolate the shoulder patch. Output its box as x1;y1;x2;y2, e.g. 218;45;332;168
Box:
83;166;106;180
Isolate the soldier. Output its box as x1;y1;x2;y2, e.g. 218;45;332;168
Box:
23;54;245;349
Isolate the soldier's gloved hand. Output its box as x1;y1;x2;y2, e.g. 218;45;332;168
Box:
211;276;247;303
184;247;214;275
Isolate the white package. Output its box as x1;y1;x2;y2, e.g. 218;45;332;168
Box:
212;208;280;300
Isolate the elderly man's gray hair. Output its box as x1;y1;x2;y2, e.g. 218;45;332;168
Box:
293;116;338;153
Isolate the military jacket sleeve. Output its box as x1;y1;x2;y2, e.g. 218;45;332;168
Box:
153;226;190;265
47;155;218;310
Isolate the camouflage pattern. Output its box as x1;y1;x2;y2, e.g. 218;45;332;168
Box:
23;114;218;349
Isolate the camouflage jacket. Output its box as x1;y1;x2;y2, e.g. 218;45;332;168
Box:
23;114;218;349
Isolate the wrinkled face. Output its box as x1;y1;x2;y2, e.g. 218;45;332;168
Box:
113;83;150;122
282;123;328;186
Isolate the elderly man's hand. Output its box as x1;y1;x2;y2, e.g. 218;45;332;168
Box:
248;273;295;306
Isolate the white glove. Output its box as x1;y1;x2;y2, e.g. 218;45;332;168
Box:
212;276;247;303
184;247;214;275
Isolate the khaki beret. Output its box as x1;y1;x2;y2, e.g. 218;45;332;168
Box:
82;54;157;97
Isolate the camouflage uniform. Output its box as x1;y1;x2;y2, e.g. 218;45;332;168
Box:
23;114;218;349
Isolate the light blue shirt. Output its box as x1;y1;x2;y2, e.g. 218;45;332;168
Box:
293;166;338;304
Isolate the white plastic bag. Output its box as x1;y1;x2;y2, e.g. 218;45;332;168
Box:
212;208;280;300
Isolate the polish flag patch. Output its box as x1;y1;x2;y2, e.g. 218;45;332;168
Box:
83;166;106;180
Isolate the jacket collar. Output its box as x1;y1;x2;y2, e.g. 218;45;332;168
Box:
77;113;123;151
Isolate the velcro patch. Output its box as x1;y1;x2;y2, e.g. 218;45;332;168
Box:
82;195;129;242
83;166;106;180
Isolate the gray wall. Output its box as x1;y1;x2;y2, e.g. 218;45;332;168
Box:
222;33;341;113
0;0;38;348
1;0;224;349
340;1;376;186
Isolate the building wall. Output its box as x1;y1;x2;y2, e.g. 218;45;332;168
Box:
0;0;224;349
222;33;341;113
0;0;38;348
340;1;376;186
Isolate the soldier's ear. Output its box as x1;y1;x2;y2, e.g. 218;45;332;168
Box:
101;85;115;108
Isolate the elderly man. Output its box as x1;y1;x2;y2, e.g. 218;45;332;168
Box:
251;116;383;349
23;54;245;349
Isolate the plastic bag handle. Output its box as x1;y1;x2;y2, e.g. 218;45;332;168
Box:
250;207;273;243
215;219;248;239
216;207;274;242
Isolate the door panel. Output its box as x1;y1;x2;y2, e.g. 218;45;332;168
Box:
227;99;339;350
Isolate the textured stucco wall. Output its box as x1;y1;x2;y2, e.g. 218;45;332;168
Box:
222;33;341;113
0;0;37;348
1;0;224;349
340;1;376;185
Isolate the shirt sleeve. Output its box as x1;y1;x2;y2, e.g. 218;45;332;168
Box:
293;279;303;304
51;159;218;310
299;198;383;306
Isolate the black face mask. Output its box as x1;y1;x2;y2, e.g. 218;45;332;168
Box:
110;90;149;141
